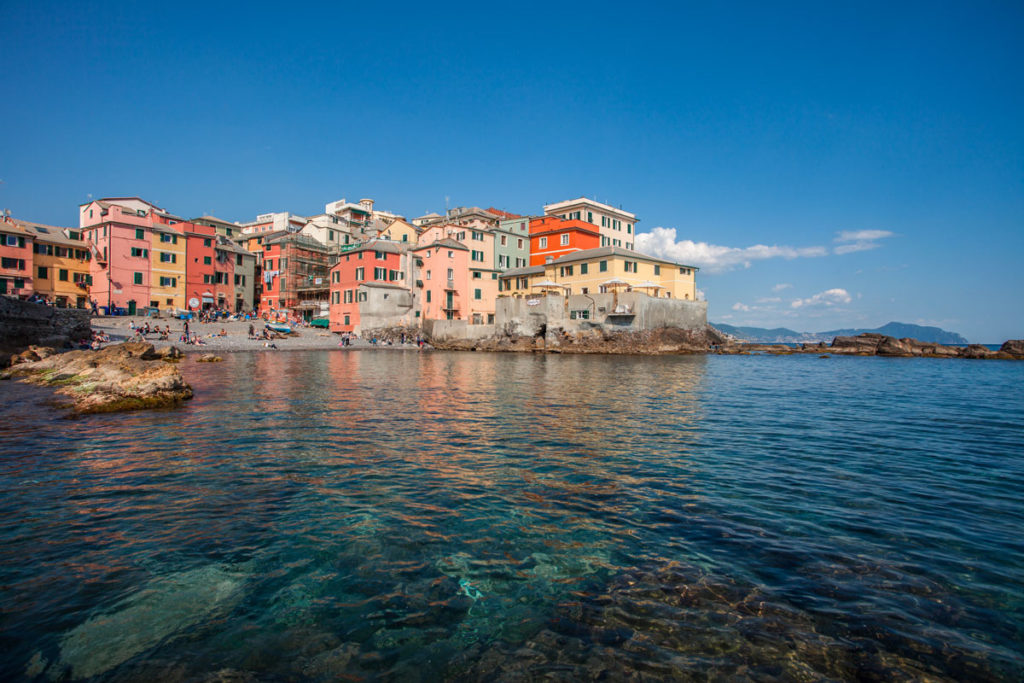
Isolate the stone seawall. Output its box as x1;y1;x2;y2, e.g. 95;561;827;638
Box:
0;298;92;353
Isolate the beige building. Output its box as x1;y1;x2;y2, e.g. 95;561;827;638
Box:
499;246;697;300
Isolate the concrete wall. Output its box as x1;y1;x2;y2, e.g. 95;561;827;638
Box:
358;286;415;333
0;297;92;351
495;291;706;337
424;318;496;342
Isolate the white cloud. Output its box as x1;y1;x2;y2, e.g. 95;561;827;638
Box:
772;283;792;292
756;297;782;304
732;302;751;312
834;229;894;255
635;227;828;273
696;288;707;301
791;288;852;309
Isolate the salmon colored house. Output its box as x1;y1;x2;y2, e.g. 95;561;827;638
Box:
328;241;406;333
413;238;469;321
528;216;601;267
0;220;34;297
80;198;161;313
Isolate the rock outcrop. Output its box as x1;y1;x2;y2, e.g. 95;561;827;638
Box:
431;326;718;355
999;340;1024;358
0;297;91;352
1;342;193;413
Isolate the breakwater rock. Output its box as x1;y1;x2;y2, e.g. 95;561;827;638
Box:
0;297;91;352
431;326;723;354
1;341;193;413
715;333;1024;360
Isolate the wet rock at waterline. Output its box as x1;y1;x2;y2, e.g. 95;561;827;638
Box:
0;341;192;413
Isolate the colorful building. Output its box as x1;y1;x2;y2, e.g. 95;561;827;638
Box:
149;224;186;310
543;197;637;250
259;233;331;320
0;220;33;298
21;221;91;308
528;216;601;266
184;224;218;310
500;246;698;300
378;218;418;244
328;241;412;333
80;198;162;313
494;217;530;271
413;238;469;321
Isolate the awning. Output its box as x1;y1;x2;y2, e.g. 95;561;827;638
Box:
201;296;214;303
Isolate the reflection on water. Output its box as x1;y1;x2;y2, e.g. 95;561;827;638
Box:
0;351;1022;680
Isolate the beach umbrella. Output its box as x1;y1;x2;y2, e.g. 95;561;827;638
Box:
531;280;567;292
635;280;663;290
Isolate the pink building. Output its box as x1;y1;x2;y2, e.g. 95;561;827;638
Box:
413;237;469;321
80;198;160;313
0;220;34;297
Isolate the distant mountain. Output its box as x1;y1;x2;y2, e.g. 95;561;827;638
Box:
712;321;968;345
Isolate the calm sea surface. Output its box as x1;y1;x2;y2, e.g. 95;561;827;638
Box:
1;351;1022;681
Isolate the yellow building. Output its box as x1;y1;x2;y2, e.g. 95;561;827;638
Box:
499;246;697;300
150;224;186;310
379;218;419;244
21;221;92;308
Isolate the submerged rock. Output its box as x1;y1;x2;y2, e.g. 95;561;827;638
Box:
0;341;193;413
196;353;224;363
53;564;247;680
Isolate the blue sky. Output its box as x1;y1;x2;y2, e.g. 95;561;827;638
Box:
2;1;1021;341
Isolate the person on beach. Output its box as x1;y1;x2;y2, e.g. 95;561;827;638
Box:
248;323;256;339
90;299;99;316
184;320;190;338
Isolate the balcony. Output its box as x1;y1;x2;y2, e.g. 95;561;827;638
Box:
445;280;456;290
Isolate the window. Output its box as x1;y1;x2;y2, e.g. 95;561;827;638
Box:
204;274;214;284
344;315;350;325
203;239;211;247
517;238;524;249
426;291;431;303
471;250;484;262
2;258;25;270
472;231;483;241
160;276;177;287
331;291;339;304
375;251;385;260
474;288;482;300
447;250;454;258
389;270;401;281
500;235;507;246
266;260;273;270
624;261;637;273
201;256;211;265
654;265;660;275
472;271;481;279
236;254;243;265
679;267;691;275
539;237;547;248
344;289;353;303
560;234;570;246
38;266;48;279
160;252;176;263
570;310;590;320
59;269;69;281
160;233;177;244
133;272;143;285
355;267;364;280
627;224;632;234
600;260;608;272
135;229;144;240
491;272;497;280
358;290;367;302
374;267;386;280
131;247;148;258
447;268;454;280
581;263;588;274
587;212;593;223
14;278;24;289
559;265;573;277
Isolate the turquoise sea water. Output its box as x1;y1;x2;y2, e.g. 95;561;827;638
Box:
1;351;1022;680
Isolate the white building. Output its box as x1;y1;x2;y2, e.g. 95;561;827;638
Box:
543;197;637;250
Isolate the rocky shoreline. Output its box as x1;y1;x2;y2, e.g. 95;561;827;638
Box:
714;333;1024;360
429;327;1024;360
1;342;192;414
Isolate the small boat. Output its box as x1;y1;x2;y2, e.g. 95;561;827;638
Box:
266;323;292;334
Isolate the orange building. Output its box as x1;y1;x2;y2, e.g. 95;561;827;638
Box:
528;216;601;266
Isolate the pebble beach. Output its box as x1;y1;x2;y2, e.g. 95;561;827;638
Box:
90;316;424;353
